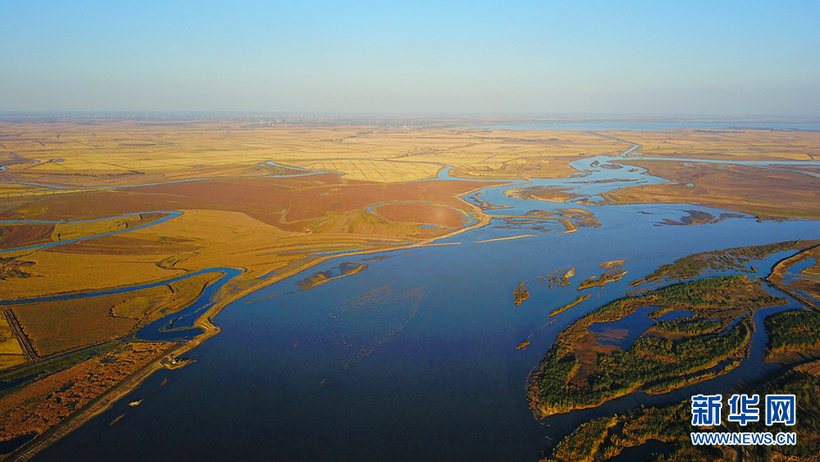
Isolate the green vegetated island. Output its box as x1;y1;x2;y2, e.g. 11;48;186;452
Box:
544;358;820;462
532;239;820;461
542;311;820;462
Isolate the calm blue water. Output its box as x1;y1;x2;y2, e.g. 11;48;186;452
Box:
588;306;658;349
30;153;820;462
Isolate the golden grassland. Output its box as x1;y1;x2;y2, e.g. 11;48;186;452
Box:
605;159;820;219
0;313;25;370
610;128;820;161
474;234;537;244
299;159;441;182
0;175;497;301
598;129;820;219
10;272;219;359
504;185;580;203
50;212;166;242
0;122;628;185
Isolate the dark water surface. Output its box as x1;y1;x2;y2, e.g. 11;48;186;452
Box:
32;155;820;462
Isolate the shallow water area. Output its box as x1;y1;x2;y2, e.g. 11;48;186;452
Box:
588;306;658;349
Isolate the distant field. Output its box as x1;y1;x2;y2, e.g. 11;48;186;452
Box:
300;159;441;182
605;159;820;219
609;129;820;161
0;122;629;185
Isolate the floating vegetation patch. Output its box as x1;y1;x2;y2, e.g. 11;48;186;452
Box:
658;209;745;226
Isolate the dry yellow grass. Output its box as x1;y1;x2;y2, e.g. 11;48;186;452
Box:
10;271;219;358
609;129;820;161
474;235;537;244
0;355;26;369
0;250;188;301
606;160;820;219
0;209;284;300
0;122;625;184
51;213;165;242
0;311;26;369
5;124;815;187
0;201;468;302
387;130;625;179
0;183;53;196
0;338;24;355
1;313;15;332
300;159;441;182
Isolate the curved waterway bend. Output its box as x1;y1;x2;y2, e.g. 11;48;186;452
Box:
137;268;243;341
28;155;820;462
0;267;239;308
458;154;667;218
0;211;182;254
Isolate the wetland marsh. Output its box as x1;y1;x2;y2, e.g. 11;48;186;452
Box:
1;120;819;461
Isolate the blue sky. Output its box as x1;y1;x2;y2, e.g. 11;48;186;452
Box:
2;1;819;116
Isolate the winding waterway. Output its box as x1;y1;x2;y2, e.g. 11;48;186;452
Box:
26;151;820;461
0;211;182;254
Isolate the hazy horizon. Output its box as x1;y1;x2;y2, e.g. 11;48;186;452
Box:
3;1;819;117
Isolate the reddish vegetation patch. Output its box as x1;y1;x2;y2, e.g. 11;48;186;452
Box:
375;203;465;228
0;175;494;232
567;333;618;388
0;224;55;251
